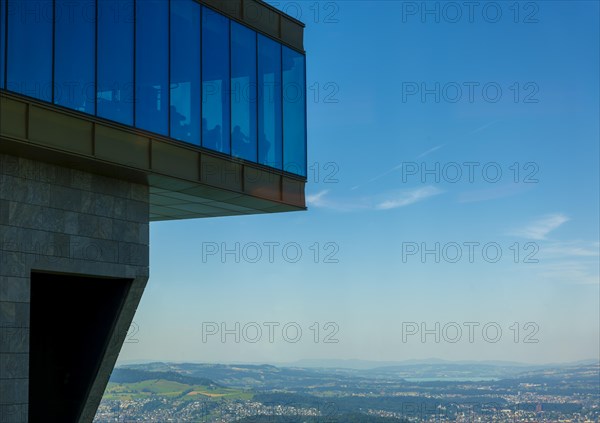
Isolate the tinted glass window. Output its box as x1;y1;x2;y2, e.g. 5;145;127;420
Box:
7;0;53;101
0;0;6;89
97;0;134;125
170;0;201;145
258;35;282;169
54;0;95;113
283;47;306;176
1;1;307;177
136;0;168;135
202;7;230;154
231;22;257;162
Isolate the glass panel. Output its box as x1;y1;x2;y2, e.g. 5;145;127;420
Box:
202;7;230;154
258;35;282;169
283;47;307;176
170;0;201;145
54;0;95;113
0;0;5;89
136;0;168;135
6;0;53;101
231;22;257;162
97;0;134;125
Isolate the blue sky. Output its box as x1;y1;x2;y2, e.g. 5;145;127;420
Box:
119;1;599;366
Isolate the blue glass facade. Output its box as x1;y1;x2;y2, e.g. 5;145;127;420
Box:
6;0;53;102
136;0;169;135
202;8;230;154
258;35;282;170
0;0;306;177
0;0;6;90
55;0;96;113
97;0;134;125
231;22;257;162
283;47;307;176
170;0;201;145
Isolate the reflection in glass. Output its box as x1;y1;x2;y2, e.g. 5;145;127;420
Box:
170;0;201;145
202;7;230;154
55;0;95;113
97;0;134;125
0;0;6;89
231;22;257;162
7;0;53;101
283;47;307;176
258;35;282;170
136;0;169;135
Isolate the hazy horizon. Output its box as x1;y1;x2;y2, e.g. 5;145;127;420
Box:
115;357;600;368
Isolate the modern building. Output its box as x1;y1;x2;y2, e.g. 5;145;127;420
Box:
0;0;306;421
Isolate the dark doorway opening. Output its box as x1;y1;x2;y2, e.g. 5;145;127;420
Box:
29;272;132;422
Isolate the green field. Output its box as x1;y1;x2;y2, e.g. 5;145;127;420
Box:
103;379;253;402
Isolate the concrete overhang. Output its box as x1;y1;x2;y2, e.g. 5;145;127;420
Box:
199;0;305;53
0;91;306;222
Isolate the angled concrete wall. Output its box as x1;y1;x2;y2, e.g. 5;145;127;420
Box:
0;154;149;423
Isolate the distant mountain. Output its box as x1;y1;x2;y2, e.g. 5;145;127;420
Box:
120;362;366;390
504;363;600;385
117;361;599;392
118;357;599;370
285;358;599;370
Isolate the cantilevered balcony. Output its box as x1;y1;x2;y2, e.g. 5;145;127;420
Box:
0;0;307;220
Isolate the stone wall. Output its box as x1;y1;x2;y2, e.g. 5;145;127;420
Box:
0;154;149;423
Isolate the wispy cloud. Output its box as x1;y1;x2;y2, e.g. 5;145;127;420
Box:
534;261;599;286
375;186;442;210
306;190;330;207
350;164;403;191
350;122;498;192
306;189;368;212
524;240;598;285
469;120;500;135
351;145;443;191
416;144;444;159
307;186;442;212
458;183;532;203
512;213;570;240
541;241;600;258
